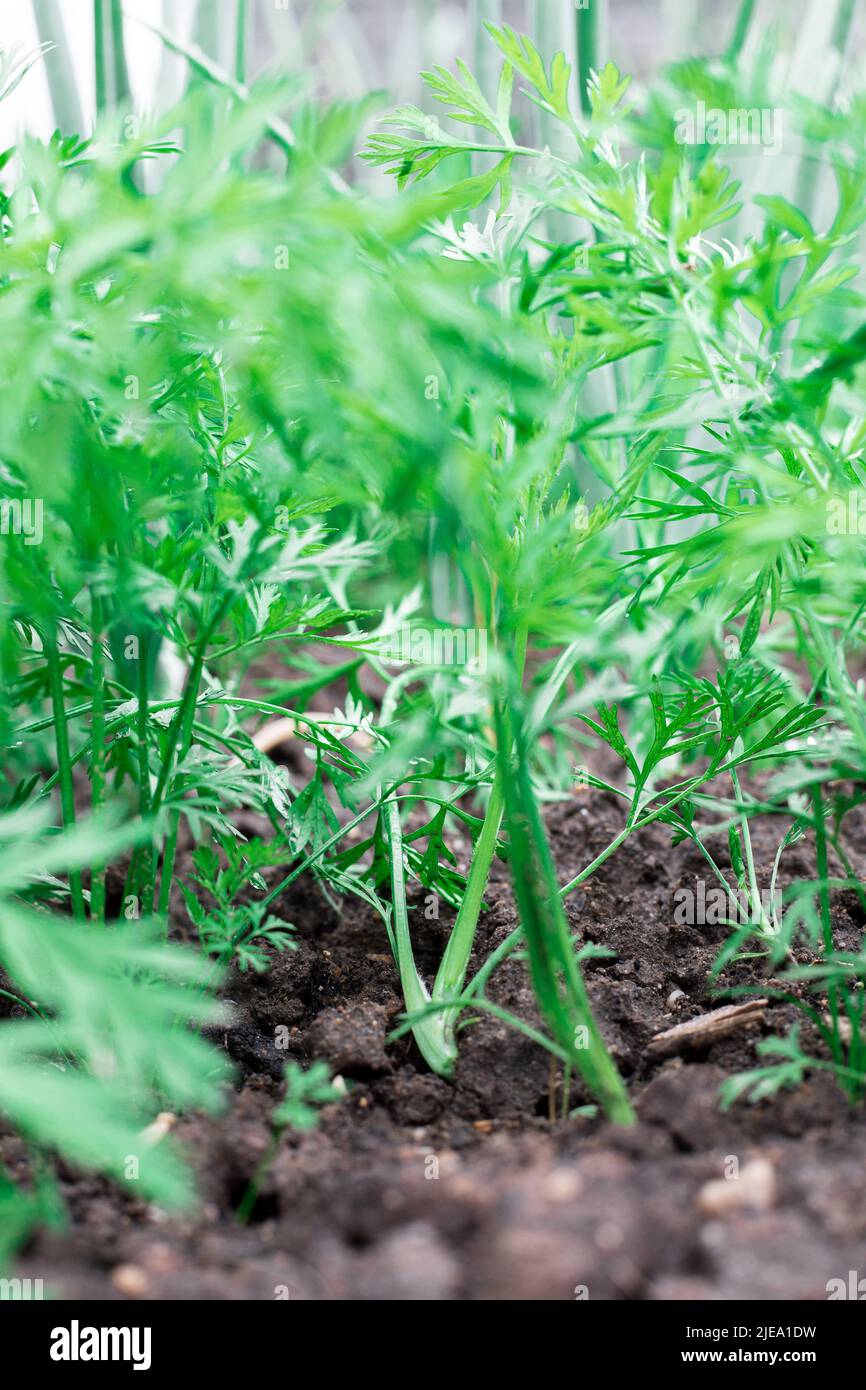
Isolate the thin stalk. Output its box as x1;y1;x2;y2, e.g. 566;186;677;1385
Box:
429;621;527;1068
775;0;856;358
558;754;752;900
575;0;605;118
434;776;504;997
829;833;866;919
560;1062;573;1121
152;595;232;920
235;1128;280;1225
428;773;504;1068
559;822;631;897
730;766;774;936
154;646;206;920
499;694;634;1125
384;798;452;1074
89;595;107;923
830;0;857;55
93;0;108;116
135;628;152;912
465;920;524;998
724;0;758;63
45;625;85;919
234;0;248;84
187;0;221;95
32;0;85;134
150;599;231;818
0;988;46;1021
466;0;503;178
531;0;561;149
812;787;841;1061
110;0;131;108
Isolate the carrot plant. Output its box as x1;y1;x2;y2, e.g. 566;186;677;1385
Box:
358;16;866;1111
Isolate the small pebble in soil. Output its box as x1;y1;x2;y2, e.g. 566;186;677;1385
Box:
697;1157;777;1216
543;1167;583;1202
111;1264;149;1298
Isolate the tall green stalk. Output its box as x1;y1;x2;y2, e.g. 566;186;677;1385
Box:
235;0;248;84
32;0;85;135
498;691;634;1125
154;645;206;920
94;0;130;119
433;776;504;1002
575;0;605;117
428;622;527;1069
812;787;841;1062
44;625;85;920
135;628;152;912
152;595;231;921
89;595;107;923
725;0;758;63
93;0;108;116
384;797;452;1074
531;0;562;149
110;0;131;110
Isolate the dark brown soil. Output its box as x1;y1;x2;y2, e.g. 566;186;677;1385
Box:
7;790;866;1301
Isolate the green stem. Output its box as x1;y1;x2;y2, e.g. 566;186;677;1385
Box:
469;0;502;160
32;0;85;134
155;647;205;921
235;1128;280;1225
730;765;772;934
89;596;107;923
434;775;504;995
151;597;231;819
234;0;247;84
830;0;857;54
812;787;841;1058
94;0;108;116
110;0;131;108
559;823;631;897
531;0;561;148
575;0;604;117
430;774;503;1065
384;798;452;1074
568;958;634;1124
136;629;153;912
724;0;757;63
45;625;85;919
499;695;634;1125
152;596;230;922
429;621;527;1068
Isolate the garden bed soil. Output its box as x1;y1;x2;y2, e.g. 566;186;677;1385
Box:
7;791;866;1300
